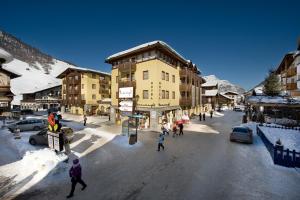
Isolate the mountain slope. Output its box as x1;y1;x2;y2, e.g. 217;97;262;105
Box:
203;75;245;94
0;30;76;105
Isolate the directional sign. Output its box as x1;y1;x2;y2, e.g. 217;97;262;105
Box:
119;100;133;107
119;106;133;112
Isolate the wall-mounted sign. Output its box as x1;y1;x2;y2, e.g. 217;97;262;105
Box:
0;102;8;107
119;106;133;112
119;100;133;107
119;87;133;98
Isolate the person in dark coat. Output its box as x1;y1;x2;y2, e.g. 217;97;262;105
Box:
210;110;213;118
83;115;87;126
178;123;184;135
199;113;202;121
157;133;165;151
67;159;87;198
202;113;206;121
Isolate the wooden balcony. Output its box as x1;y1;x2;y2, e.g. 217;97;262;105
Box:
116;62;136;72
179;69;192;77
0;86;11;92
99;79;109;84
118;79;136;88
286;67;297;77
180;98;192;106
179;84;191;91
286;83;297;90
99;88;110;94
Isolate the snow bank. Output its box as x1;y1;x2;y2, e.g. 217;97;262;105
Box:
0;148;67;198
259;126;300;152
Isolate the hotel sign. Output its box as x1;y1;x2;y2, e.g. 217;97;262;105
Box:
119;87;133;98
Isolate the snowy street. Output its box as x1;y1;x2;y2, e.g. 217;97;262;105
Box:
1;111;299;200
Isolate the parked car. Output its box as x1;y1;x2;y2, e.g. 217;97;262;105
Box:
20;109;34;115
233;107;243;112
29;127;74;146
230;126;253;144
7;118;47;132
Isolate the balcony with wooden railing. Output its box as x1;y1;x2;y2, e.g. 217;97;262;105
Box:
99;88;110;94
179;83;191;91
179;68;192;77
118;79;136;88
286;83;297;90
286;67;297;77
99;79;109;85
179;98;192;106
116;62;136;72
0;85;11;92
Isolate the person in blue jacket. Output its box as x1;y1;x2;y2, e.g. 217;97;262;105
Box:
157;133;165;151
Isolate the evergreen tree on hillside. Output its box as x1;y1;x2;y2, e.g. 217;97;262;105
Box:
263;69;281;96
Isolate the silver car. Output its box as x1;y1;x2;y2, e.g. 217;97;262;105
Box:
230;126;253;144
7;119;47;132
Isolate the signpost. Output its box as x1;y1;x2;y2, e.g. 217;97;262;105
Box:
47;132;64;151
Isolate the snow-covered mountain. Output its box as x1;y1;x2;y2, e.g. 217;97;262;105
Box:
203;75;245;94
0;30;76;105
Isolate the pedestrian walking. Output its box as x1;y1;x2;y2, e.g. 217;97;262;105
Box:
172;123;178;137
210;110;213;118
199;113;202;121
83;115;87;126
157;133;165;151
162;122;169;135
178;123;184;135
67;159;87;198
202;113;206;121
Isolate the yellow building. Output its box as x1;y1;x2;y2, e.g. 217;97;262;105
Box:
106;41;203;130
57;66;111;115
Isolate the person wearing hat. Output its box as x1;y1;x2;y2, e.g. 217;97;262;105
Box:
67;159;87;198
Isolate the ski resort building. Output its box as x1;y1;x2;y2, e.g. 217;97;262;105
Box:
57;67;111;115
275;49;300;98
106;40;203;130
20;84;61;111
0;48;21;116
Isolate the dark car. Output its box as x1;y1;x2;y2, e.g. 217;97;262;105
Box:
230;126;253;144
29;127;74;146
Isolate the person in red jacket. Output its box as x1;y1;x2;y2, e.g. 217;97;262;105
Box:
67;159;87;198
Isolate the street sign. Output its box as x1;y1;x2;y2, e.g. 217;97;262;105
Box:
119;100;133;107
119;87;133;98
119;106;133;112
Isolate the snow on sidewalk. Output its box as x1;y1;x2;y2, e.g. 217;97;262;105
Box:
259;126;300;152
0;126;117;199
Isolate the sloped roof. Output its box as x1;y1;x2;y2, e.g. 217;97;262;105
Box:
56;66;111;78
203;89;218;96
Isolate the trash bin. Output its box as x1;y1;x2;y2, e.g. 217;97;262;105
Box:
129;134;137;145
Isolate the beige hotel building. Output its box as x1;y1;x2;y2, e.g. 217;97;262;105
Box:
106;41;204;130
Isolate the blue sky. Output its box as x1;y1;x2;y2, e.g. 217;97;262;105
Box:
1;0;299;90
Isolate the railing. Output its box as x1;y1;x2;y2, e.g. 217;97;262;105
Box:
286;67;297;77
179;69;192;77
179;84;191;91
116;62;136;72
99;79;109;84
99;88;110;94
118;79;136;88
286;83;297;90
179;98;192;106
0;85;11;92
257;125;300;168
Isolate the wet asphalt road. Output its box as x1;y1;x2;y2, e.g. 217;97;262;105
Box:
14;111;300;200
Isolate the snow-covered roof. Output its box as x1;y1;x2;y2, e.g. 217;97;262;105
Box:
254;86;264;95
106;40;187;62
57;66;111;78
203;89;218;96
22;82;62;94
0;48;13;64
220;93;234;100
202;81;218;87
247;96;300;105
222;91;239;95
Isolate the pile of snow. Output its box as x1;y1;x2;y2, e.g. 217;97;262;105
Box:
0;148;67;198
259;126;300;152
